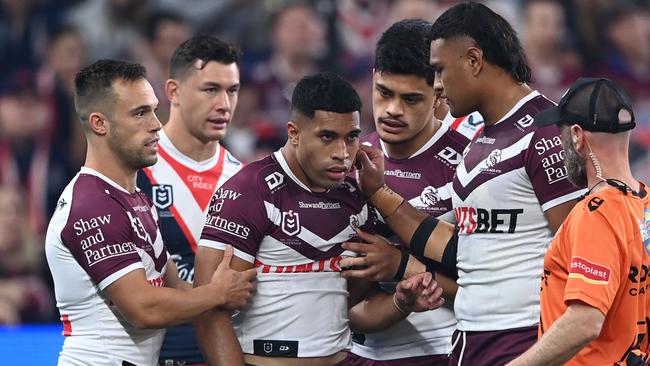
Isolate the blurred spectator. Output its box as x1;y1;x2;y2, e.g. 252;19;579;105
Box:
231;1;327;160
39;25;87;172
0;70;69;234
388;0;447;23
593;1;650;145
0;0;49;80
334;0;390;72
64;0;152;60
137;11;191;123
521;0;582;102
0;184;54;324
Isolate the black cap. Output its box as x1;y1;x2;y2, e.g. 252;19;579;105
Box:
534;77;635;133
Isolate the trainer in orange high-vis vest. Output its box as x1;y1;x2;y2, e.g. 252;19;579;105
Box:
540;185;650;365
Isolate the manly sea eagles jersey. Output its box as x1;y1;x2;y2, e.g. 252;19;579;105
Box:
46;167;169;366
352;124;469;360
199;150;376;358
137;130;242;362
452;91;586;332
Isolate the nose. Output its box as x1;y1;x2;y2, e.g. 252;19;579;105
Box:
215;91;231;113
434;78;444;97
331;139;349;161
151;112;163;132
386;99;403;118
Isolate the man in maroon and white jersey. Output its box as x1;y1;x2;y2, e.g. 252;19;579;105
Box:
194;72;444;366
45;60;256;366
339;19;469;366
347;3;587;366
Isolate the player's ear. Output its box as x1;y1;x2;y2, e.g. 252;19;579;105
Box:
88;112;108;136
466;46;483;77
165;79;180;107
287;121;299;145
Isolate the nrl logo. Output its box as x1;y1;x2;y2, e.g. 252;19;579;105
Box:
420;186;440;207
152;184;173;210
281;210;300;236
264;342;273;353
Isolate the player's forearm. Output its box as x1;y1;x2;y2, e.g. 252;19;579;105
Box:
349;291;409;333
506;304;603;366
371;185;455;262
195;309;245;366
132;284;223;328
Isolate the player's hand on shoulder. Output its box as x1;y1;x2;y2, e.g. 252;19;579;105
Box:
340;229;401;282
209;245;257;311
355;144;385;197
394;272;444;313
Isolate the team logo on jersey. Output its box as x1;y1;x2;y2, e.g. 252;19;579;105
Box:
349;214;360;230
420;186;440;208
265;172;284;191
281;210;300;236
152;184;174;210
485;149;502;168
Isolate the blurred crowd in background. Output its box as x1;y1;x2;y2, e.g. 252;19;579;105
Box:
0;0;648;325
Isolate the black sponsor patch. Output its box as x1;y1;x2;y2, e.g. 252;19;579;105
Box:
587;197;604;211
253;339;299;357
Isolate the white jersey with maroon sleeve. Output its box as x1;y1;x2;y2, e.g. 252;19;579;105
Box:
351;124;469;360
45;167;169;366
199;150;376;358
452;91;586;331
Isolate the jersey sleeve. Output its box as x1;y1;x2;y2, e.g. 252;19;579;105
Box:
561;203;623;315
525;125;586;211
199;172;268;263
60;198;143;290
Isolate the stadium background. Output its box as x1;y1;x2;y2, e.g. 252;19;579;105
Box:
0;0;648;362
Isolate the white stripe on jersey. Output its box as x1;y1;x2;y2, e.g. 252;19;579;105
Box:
197;239;256;263
542;190;586;211
98;263;143;290
263;200;369;252
456;132;534;186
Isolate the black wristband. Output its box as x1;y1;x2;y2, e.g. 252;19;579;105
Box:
410;216;439;257
394;249;409;281
424;263;436;279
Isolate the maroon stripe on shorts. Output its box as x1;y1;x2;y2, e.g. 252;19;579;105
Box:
448;326;537;366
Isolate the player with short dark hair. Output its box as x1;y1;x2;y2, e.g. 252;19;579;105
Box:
170;36;240;81
340;19;469;366
194;71;443;366
46;59;256;365
137;35;244;365
348;3;586;365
